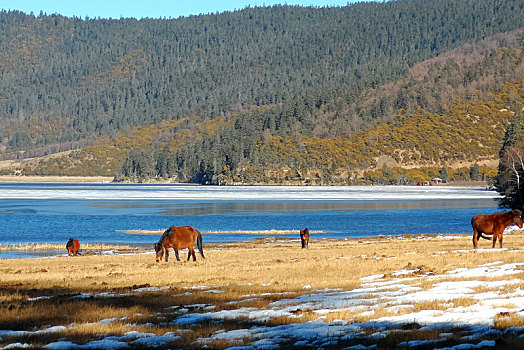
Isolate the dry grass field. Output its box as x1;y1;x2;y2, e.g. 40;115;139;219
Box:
1;232;524;349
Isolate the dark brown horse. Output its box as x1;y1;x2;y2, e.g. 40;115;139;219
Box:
471;209;523;249
300;228;310;249
66;238;80;256
154;225;205;262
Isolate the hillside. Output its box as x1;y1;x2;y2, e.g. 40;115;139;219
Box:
1;0;524;184
4;36;522;185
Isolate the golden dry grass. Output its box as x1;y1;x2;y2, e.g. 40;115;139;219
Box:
494;311;524;328
1;231;524;348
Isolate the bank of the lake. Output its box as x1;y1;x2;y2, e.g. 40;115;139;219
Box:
0;175;491;187
0;175;114;183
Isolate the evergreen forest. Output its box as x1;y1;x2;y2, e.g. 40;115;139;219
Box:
1;0;524;186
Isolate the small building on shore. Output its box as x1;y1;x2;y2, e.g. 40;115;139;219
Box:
431;177;443;185
416;177;443;186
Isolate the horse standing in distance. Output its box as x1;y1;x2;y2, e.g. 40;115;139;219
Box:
471;209;523;249
154;225;205;263
66;238;80;256
300;228;310;249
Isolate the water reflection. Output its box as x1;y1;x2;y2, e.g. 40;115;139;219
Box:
0;249;65;259
91;199;496;216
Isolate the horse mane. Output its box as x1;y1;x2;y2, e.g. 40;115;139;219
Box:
158;227;174;245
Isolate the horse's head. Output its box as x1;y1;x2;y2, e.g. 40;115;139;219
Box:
300;228;309;238
154;242;164;262
512;209;523;228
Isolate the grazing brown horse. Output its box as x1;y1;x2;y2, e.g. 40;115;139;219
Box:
66;238;80;256
471;209;523;249
300;228;310;249
154;225;205;262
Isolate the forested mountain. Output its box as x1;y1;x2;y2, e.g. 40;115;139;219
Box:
1;0;524;184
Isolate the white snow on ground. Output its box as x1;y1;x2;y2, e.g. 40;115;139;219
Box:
360;274;385;282
41;331;180;349
3;260;524;348
191;261;524;348
0;326;66;338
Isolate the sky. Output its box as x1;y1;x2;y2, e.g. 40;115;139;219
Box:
0;1;362;19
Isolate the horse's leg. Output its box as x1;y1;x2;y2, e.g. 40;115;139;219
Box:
499;232;503;248
472;229;479;249
165;247;169;262
187;247;195;261
174;249;180;261
492;232;498;249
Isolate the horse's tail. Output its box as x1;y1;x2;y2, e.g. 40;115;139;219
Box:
196;230;205;259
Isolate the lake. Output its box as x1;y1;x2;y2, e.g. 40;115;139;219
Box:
0;183;500;246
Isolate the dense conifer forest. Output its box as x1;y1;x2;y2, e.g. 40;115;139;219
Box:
1;0;523;185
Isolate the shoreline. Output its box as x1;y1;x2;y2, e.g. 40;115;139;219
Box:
0;233;472;258
122;229;327;235
0;175;114;183
0;175;489;187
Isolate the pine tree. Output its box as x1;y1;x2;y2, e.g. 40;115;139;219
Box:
469;163;480;181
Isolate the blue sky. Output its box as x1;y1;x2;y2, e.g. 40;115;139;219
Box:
1;1;362;19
